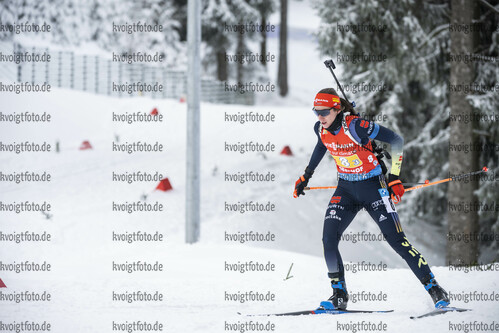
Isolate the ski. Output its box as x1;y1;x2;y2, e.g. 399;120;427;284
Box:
239;308;393;317
238;300;393;317
410;306;471;319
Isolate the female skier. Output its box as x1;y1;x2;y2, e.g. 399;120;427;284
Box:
293;88;450;310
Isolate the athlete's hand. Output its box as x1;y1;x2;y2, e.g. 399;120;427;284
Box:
388;174;405;204
293;167;314;198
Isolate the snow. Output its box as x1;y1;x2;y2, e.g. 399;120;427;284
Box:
5;241;499;332
1;88;498;332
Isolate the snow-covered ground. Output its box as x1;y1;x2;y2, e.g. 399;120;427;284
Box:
5;241;499;332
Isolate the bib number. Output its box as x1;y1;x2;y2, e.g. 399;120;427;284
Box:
333;154;363;169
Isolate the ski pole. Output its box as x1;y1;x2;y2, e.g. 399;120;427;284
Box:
304;186;337;190
404;166;489;192
304;167;489;192
324;59;356;108
304;181;427;191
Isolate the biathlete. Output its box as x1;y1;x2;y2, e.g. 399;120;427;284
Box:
293;88;450;310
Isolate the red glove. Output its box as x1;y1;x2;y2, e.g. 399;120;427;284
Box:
293;167;314;198
388;174;405;204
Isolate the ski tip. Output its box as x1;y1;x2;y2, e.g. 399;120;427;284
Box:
237;312;270;317
410;306;471;319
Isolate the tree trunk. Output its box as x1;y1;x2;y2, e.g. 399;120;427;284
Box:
447;0;478;265
278;0;288;96
216;49;227;81
260;15;267;66
237;31;244;84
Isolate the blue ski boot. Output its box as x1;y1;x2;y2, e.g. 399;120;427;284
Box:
423;273;450;309
320;279;348;310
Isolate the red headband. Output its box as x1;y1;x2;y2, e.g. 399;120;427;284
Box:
313;93;341;109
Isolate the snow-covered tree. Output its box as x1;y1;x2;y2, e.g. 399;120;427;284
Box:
0;0;87;44
1;0;184;66
250;0;277;66
468;3;499;261
201;0;268;82
125;0;182;64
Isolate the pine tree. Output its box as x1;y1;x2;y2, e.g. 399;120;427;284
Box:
0;0;87;44
128;0;181;57
0;0;19;41
202;0;237;80
467;1;499;261
232;0;260;83
201;0;259;82
250;0;277;66
88;0;127;49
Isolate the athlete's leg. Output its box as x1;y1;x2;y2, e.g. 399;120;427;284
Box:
322;183;362;280
362;175;450;307
362;176;432;281
321;182;362;309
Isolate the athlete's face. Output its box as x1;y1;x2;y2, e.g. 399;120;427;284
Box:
314;106;341;128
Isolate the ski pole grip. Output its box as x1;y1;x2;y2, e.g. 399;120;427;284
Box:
324;59;336;69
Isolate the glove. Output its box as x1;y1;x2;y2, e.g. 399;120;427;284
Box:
293;167;314;198
388;174;405;204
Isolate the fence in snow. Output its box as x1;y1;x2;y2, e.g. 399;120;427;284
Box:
0;42;255;105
